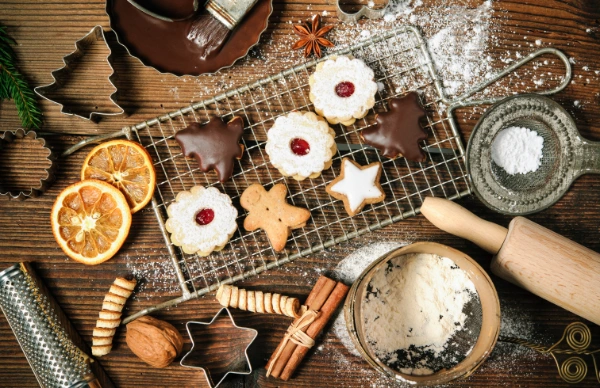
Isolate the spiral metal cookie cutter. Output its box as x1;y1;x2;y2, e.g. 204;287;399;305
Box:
180;308;257;388
0;128;56;200
34;25;123;121
335;0;389;23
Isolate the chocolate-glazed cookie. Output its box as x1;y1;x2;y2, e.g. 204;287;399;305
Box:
175;116;245;182
360;92;428;162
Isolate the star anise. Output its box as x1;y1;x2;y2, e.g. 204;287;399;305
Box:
292;15;334;58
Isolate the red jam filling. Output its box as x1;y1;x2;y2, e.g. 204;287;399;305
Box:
195;208;215;226
335;81;355;98
290;138;310;156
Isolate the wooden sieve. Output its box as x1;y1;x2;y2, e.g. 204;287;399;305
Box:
344;242;500;386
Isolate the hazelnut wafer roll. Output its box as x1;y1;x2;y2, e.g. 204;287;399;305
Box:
92;276;137;357
216;284;300;318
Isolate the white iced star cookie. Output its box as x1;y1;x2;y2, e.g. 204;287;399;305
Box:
309;56;378;126
165;186;238;256
265;111;336;181
326;158;385;216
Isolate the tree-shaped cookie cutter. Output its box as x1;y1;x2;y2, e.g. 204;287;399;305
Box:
34;25;123;121
0;128;56;200
180;308;257;388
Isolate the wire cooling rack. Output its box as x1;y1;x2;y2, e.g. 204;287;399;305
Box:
64;26;570;322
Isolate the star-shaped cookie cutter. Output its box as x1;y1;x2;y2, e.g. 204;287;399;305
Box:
34;25;123;121
335;0;389;23
180;308;257;388
0;128;56;200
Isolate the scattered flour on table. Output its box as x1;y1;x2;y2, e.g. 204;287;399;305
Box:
491;126;544;175
362;253;476;375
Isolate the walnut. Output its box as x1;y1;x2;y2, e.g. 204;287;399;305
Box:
126;316;183;368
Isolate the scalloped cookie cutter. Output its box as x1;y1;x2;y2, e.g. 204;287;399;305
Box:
180;308;257;388
34;25;123;121
0;128;56;200
335;0;389;23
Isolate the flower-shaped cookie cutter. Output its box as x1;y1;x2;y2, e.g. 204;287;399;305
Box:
34;25;123;121
0;128;56;200
335;0;389;23
180;308;257;388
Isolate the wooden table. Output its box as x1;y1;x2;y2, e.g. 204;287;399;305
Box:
1;0;600;386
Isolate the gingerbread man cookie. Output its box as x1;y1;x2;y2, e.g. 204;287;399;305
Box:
240;183;311;252
175;116;244;182
326;158;385;217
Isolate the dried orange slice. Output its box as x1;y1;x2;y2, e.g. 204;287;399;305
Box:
81;140;156;213
51;179;132;265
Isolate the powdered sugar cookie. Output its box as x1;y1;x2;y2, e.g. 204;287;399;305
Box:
326;158;385;217
265;111;336;180
165;186;238;256
309;56;378;126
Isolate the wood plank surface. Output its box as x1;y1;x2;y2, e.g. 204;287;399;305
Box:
2;0;600;387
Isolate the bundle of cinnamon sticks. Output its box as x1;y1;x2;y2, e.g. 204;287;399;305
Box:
266;275;349;380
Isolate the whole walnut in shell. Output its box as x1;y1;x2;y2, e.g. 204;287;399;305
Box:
126;316;183;368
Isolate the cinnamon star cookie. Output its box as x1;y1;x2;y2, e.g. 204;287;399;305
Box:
175;116;244;182
240;183;311;252
360;92;428;162
326;158;385;217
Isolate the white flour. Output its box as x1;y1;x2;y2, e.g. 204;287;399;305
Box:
491;126;544;175
362;253;476;375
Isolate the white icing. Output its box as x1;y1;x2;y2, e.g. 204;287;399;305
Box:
265;111;335;179
330;160;383;212
165;186;237;254
310;56;378;123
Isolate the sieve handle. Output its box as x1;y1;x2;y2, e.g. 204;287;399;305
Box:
420;197;508;254
578;138;600;175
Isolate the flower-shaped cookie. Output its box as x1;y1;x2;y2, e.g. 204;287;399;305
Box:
165;186;238;256
309;56;378;126
265;111;336;180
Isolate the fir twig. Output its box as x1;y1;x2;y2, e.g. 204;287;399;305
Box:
0;25;42;129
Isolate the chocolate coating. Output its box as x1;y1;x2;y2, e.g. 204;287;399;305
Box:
107;0;272;75
361;92;428;162
175;117;245;182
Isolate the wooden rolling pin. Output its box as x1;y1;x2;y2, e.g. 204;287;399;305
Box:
420;197;600;326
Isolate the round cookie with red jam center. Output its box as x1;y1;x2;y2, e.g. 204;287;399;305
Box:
265;111;336;180
309;56;378;126
165;186;238;256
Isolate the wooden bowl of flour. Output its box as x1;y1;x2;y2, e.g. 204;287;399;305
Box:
344;242;500;386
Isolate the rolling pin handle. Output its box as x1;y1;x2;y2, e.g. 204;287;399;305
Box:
420;197;508;254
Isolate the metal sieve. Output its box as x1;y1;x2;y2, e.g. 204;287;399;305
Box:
344;242;501;386
467;94;600;215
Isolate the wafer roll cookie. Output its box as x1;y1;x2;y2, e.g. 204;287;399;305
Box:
215;285;301;317
91;276;136;357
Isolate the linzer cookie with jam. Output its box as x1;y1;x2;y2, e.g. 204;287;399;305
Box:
309;56;378;126
165;186;238;256
361;92;428;162
265;111;336;180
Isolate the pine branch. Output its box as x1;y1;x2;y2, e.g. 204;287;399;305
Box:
0;25;42;129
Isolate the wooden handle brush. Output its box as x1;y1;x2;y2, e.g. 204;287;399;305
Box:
187;0;260;59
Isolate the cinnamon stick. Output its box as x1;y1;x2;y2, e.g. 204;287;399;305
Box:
279;282;349;380
265;275;337;378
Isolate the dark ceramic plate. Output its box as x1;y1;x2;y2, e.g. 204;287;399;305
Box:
107;0;273;76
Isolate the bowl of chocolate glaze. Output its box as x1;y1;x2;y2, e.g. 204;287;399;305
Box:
106;0;273;76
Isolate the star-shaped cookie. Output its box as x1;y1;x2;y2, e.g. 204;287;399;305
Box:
240;183;311;252
360;92;428;162
175;116;244;182
326;158;385;217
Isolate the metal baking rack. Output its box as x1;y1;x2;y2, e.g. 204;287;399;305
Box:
65;26;571;322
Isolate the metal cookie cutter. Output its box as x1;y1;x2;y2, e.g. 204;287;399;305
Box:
180;308;257;388
34;25;124;121
335;0;388;23
0;128;56;200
